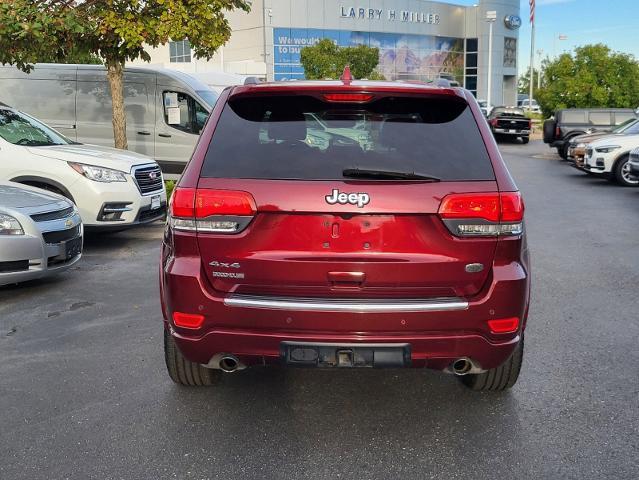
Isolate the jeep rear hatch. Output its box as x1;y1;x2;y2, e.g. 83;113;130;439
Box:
189;91;510;299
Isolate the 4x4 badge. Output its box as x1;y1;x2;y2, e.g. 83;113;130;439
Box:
209;261;241;268
325;189;370;208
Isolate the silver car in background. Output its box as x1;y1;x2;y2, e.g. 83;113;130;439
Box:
0;182;82;286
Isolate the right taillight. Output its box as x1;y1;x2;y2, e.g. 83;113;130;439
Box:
438;192;524;237
168;187;256;233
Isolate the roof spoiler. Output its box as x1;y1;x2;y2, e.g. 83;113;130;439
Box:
243;76;263;85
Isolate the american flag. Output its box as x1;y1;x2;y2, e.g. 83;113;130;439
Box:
529;0;535;24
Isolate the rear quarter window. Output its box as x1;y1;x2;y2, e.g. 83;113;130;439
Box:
588;112;612;126
201;94;495;182
560;111;586;124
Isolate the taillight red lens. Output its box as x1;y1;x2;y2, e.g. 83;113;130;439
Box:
487;317;519;334
438;192;524;223
555;125;561;137
323;93;373;103
438;193;501;222
172;311;205;329
500;192;524;222
195;189;256;218
170;187;196;217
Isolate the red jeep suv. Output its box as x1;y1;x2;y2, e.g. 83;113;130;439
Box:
160;74;530;391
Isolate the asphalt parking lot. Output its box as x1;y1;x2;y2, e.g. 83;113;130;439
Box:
1;139;638;479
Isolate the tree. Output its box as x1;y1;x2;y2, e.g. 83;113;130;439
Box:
39;45;102;65
0;0;250;150
300;39;382;80
518;67;541;95
536;44;639;117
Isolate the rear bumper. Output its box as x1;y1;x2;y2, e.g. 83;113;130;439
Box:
161;252;530;371
170;326;521;371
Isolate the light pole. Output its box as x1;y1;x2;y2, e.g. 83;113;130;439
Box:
536;49;543;89
485;10;497;109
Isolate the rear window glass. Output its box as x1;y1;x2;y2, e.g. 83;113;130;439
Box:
201;95;495;181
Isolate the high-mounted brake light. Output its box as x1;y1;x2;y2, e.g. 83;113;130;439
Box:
438;192;524;237
323;93;373;103
487;317;519;334
169;187;256;233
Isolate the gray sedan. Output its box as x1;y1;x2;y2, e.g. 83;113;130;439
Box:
0;182;83;286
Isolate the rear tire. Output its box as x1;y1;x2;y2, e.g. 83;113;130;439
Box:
613;155;639;187
521;136;530;144
461;337;524;391
164;329;222;386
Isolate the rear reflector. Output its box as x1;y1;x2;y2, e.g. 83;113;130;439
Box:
169;187;257;233
323;93;373;103
438;192;524;237
172;312;205;329
487;317;519;334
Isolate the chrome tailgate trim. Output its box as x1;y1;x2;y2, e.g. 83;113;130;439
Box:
224;295;469;313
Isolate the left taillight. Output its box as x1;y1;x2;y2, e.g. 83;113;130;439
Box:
438;192;524;237
168;187;257;233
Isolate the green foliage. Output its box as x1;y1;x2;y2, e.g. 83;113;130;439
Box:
38;46;102;65
165;180;176;200
518;67;541;94
536;44;639;117
300;39;381;80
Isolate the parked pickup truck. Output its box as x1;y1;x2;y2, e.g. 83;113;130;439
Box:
487;107;531;144
543;108;638;159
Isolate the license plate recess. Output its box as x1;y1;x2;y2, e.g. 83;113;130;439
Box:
281;342;411;368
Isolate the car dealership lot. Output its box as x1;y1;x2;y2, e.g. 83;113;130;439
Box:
1;140;637;479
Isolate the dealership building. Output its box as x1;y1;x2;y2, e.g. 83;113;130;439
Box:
136;0;521;105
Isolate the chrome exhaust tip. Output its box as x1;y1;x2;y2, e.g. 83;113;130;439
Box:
219;355;240;373
451;358;473;376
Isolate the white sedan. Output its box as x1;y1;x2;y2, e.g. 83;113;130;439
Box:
582;132;639;186
0;105;167;229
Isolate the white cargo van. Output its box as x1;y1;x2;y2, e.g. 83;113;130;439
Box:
0;64;217;177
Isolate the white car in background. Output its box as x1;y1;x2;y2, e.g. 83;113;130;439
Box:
582;132;639;186
519;99;541;114
0;105;167;229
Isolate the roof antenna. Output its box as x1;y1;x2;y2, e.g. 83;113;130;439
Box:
340;65;353;84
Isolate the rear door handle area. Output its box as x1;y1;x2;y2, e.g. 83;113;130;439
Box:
328;271;365;288
137;131;151;136
158;133;172;138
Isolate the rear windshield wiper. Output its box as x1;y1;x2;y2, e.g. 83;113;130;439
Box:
342;168;440;181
